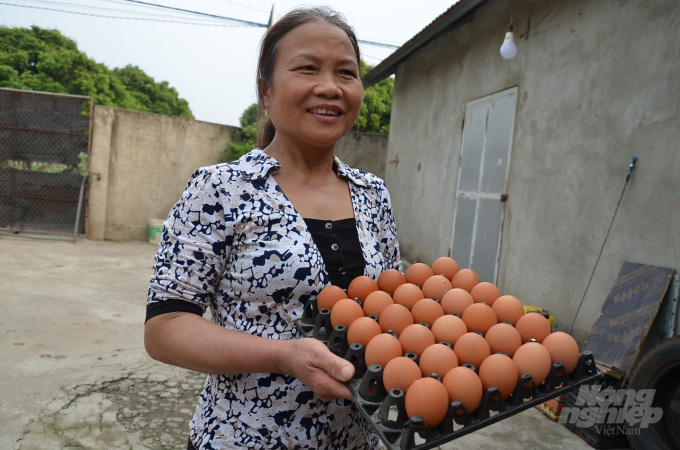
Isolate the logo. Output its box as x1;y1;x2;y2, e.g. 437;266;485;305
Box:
559;385;663;432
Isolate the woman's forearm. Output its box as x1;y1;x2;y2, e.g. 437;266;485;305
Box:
144;312;285;375
144;311;355;401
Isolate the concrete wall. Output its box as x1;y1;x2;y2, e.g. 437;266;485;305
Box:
88;106;387;242
88;106;238;241
386;0;680;342
335;131;387;180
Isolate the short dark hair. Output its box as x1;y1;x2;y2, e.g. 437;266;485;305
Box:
256;6;361;149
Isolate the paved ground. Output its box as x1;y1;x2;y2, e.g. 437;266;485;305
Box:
1;235;598;449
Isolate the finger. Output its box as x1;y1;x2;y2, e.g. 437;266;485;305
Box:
325;355;355;382
305;339;356;382
319;361;355;401
318;379;354;402
336;384;354;401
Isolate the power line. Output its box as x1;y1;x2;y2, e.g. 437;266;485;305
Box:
1;0;402;48
217;0;270;14
100;0;224;20
22;0;230;24
117;0;267;27
0;2;248;26
117;0;399;47
359;39;399;49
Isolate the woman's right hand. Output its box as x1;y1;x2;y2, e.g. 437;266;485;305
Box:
276;337;356;402
146;313;355;402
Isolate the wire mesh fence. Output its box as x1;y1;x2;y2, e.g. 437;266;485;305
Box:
0;88;91;237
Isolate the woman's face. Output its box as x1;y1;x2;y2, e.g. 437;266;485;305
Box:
261;19;363;151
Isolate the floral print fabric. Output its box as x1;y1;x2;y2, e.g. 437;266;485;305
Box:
147;149;401;449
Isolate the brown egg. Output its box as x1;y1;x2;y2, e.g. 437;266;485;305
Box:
461;303;498;335
431;256;460;281
392;283;425;310
383;356;422;392
399;324;435;358
451;268;480;292
405;377;449;428
515;312;552;343
347;316;382;349
419;343;458;378
453;332;491;369
365;333;403;369
362;290;394;318
443;366;483;414
377;269;407;295
410;298;445;327
331;298;364;328
513;342;552;385
421;275;453;301
431;315;468;346
479;353;519;400
491;295;525;326
485;323;522;357
470;282;501;306
330;298;364;329
378;303;414;336
440;288;474;316
347;275;379;302
405;263;434;288
542;331;580;374
317;285;348;311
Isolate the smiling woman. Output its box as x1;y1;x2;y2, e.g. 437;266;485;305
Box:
260;16;364;221
256;7;363;150
143;6;401;450
260;20;363;151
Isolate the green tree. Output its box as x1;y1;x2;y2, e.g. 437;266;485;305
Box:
220;103;259;162
355;62;393;134
0;26;193;118
114;65;192;118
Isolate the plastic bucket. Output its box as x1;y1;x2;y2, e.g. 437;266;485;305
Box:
148;219;164;244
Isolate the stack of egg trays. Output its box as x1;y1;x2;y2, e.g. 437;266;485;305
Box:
295;298;604;450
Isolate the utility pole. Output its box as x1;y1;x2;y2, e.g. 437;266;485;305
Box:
267;4;275;28
258;4;275;120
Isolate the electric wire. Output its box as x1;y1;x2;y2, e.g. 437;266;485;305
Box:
567;159;637;334
0;2;248;26
215;0;272;14
99;0;232;22
19;0;231;24
1;0;401;48
117;0;267;27
117;0;399;47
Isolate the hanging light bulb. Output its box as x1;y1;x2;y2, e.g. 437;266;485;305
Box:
500;25;517;59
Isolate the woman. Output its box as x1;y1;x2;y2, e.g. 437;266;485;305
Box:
145;6;401;449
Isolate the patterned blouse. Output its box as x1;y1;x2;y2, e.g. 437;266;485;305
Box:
147;149;401;449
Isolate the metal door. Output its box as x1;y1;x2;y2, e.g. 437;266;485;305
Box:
450;87;517;283
0;88;92;237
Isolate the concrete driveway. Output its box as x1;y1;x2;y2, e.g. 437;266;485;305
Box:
1;235;596;449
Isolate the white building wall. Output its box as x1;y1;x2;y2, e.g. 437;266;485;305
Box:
386;0;680;341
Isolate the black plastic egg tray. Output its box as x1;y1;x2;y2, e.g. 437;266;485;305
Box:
295;298;603;450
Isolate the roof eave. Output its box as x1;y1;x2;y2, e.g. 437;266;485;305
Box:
362;0;490;89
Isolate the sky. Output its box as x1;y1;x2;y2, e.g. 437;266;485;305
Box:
1;0;458;126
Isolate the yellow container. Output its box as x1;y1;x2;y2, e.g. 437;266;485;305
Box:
523;305;555;328
148;219;164;245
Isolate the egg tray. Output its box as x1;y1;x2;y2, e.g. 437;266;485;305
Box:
295;299;603;450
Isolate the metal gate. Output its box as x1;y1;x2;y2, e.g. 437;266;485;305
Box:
0;88;92;238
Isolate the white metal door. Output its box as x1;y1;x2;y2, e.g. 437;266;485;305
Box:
450;87;517;283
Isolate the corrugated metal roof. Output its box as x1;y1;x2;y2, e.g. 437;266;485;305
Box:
362;0;490;88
